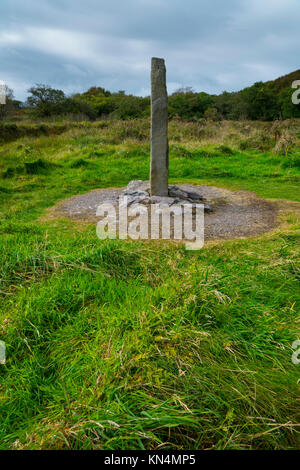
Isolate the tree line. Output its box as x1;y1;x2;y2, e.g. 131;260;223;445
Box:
1;70;300;121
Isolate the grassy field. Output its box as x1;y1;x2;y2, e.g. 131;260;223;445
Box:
0;119;299;450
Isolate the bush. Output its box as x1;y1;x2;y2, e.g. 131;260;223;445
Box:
24;158;49;174
239;133;273;151
0;122;68;143
217;145;234;155
281;154;300;168
2;158;55;178
62;98;97;120
69;158;91;169
204;107;222;121
274;131;295;156
2;166;23;178
171;145;194;159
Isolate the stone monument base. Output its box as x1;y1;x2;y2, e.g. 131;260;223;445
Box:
119;180;212;212
46;183;278;242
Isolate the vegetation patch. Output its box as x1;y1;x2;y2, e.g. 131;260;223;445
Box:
0;119;299;450
216;144;235;156
69;158;92;169
2;158;56;178
281;153;300;168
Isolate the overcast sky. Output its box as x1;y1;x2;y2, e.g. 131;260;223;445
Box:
0;0;299;101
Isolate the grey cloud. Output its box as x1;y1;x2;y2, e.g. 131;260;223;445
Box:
0;0;299;100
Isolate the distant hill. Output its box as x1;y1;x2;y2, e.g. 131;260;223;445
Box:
265;69;300;94
234;68;300;120
166;69;300;121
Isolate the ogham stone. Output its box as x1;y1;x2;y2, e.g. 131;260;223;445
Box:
150;58;169;196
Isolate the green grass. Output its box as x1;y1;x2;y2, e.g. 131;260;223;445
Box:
0;121;299;450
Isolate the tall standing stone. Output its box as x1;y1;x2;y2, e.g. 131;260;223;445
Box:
150;58;169;196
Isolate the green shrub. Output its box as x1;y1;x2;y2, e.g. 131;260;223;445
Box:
171;145;194;159
281;154;300;168
239;133;273;151
2;166;23;178
0;122;67;143
217;145;234;155
195;149;215;158
24;158;50;174
69;158;91;169
204;107;222;121
2;158;55;178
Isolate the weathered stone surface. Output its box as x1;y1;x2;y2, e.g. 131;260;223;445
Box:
124;180;150;194
119;180;212;211
184;190;205;201
168;186;189;200
146;196;177;206
126;191;149;200
150;58;169;197
169;186;205;203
